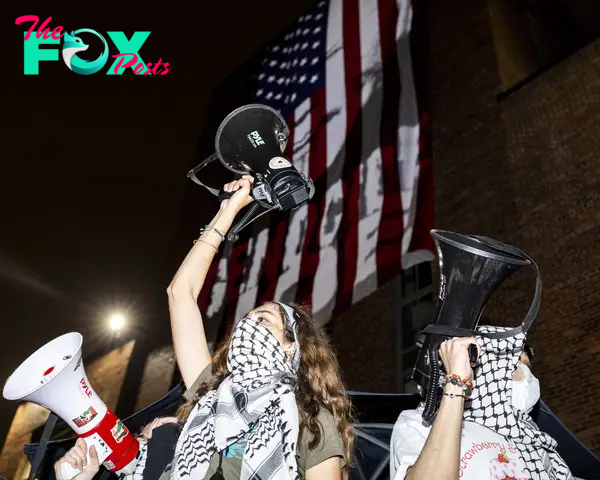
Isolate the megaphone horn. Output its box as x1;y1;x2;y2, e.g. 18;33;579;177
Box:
3;333;139;479
188;103;315;241
412;230;540;423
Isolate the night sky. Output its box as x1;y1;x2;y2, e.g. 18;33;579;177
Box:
1;0;315;443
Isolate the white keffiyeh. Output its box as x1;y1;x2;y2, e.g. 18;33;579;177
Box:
172;303;302;480
464;325;573;480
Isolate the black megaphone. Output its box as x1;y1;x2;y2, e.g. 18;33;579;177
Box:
188;104;315;241
412;229;541;423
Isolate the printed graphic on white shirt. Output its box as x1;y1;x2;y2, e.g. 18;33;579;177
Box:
459;441;527;479
391;409;532;480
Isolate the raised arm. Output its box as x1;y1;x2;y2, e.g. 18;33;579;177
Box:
405;337;478;480
167;175;254;388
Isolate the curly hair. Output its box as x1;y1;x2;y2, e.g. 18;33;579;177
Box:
176;302;355;478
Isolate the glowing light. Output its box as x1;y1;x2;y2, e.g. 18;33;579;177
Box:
108;314;125;331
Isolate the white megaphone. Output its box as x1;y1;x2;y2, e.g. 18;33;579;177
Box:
3;333;139;479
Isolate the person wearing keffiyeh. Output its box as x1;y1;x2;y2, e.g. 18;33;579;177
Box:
390;332;578;480
54;175;355;480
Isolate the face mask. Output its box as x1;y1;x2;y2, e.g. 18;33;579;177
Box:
227;317;298;383
232;303;301;367
511;362;540;414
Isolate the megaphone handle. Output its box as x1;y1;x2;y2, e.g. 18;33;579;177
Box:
227;203;262;242
422;345;441;423
59;436;109;480
217;190;233;201
60;460;85;480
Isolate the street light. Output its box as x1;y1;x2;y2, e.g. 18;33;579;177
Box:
108;314;125;331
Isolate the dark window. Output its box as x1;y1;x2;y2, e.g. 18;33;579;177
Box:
490;0;600;91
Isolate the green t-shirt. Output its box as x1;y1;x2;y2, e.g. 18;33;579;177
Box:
167;365;345;479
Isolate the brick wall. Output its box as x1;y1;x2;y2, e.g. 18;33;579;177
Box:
329;0;512;400
499;41;600;453
428;0;600;454
328;276;402;393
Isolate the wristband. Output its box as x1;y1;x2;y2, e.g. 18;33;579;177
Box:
200;225;226;242
193;239;219;252
443;392;467;399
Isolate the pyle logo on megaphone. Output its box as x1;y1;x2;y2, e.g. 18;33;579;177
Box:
247;130;266;147
79;377;93;398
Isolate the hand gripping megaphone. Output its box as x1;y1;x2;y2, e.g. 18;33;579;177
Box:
187;103;315;241
3;333;139;479
412;230;541;423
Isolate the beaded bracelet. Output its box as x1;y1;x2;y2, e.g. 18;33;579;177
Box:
441;378;472;397
439;374;473;397
200;225;226;242
444;373;473;392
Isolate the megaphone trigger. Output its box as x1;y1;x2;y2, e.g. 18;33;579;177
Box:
216;182;273;208
217;190;233;202
252;183;273;205
469;343;479;367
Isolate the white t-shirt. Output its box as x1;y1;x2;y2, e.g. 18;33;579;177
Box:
390;408;546;480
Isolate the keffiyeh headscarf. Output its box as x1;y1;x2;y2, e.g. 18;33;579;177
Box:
172;302;302;480
463;325;573;480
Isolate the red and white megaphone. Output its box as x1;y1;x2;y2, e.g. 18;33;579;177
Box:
3;332;139;479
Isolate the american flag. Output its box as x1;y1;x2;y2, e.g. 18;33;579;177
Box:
201;0;434;332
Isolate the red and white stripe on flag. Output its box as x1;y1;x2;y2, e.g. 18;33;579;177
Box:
202;0;434;330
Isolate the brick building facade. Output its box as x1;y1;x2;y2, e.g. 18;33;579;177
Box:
2;0;600;476
427;0;600;453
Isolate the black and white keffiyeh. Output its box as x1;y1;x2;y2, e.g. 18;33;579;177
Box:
463;325;573;480
117;441;148;480
172;303;302;480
